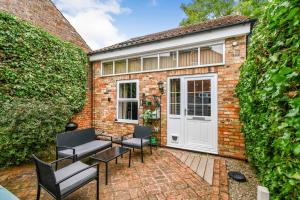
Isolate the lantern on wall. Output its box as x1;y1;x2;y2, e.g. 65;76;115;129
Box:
157;81;164;94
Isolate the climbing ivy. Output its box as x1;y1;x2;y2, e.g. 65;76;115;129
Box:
236;0;300;199
0;12;87;167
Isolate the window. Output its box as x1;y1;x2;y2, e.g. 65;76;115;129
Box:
117;80;139;122
115;59;126;74
102;61;113;75
142;54;158;71
100;42;225;76
169;78;180;115
160;51;177;69
200;44;223;65
187;79;211;116
178;48;198;67
128;58;141;73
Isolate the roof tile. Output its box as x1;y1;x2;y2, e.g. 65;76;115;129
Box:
89;15;253;55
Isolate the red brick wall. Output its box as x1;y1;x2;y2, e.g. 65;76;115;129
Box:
0;0;90;52
0;0;92;128
92;36;247;159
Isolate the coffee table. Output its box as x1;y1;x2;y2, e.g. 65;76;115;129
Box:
90;146;131;185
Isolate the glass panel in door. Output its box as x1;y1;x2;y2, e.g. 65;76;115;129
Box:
186;79;211;117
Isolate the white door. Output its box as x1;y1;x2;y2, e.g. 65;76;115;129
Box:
167;74;218;154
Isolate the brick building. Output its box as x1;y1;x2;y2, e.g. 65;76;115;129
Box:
89;16;255;159
0;0;93;128
1;0;254;159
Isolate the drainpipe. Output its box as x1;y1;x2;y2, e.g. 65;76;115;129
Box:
90;61;94;127
246;19;257;58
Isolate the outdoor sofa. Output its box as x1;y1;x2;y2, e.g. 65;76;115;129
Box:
56;128;112;163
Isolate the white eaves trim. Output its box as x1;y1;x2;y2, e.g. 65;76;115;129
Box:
90;23;251;62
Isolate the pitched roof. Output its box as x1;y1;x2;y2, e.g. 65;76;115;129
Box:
89;15;254;55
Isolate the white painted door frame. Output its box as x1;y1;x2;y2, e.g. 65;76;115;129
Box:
166;73;218;154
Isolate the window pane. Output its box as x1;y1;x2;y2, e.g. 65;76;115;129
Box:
171;93;180;104
187;104;194;115
203;105;211;116
143;55;158;71
169;79;180;115
102;62;113;75
118;101;138;120
160;51;177;69
188;93;194;104
203;80;211;91
203;92;211;104
131;83;136;98
128;57;141;72
195;93;202;104
200;44;223;65
179;48;198;67
131;102;138;120
187;81;194;92
170;104;180;115
119;82;137;98
195;104;203;116
170;79;180;92
115;60;126;74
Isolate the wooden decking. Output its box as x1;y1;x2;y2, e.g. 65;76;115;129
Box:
167;148;215;185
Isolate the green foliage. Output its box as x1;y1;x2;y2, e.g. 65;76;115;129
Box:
0;99;73;166
0;12;87;167
142;109;153;125
236;1;300;199
180;0;268;26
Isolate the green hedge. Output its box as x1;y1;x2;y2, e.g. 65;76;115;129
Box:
236;0;300;199
0;12;87;167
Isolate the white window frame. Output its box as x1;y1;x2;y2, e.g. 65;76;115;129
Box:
101;61;113;76
100;40;225;77
114;59;127;75
116;80;139;124
142;54;159;71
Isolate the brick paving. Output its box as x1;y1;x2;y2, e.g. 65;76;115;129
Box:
0;148;229;200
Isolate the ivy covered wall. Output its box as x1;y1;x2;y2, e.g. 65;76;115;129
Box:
0;12;87;166
236;0;300;199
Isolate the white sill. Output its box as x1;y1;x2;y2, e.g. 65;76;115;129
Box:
115;119;139;124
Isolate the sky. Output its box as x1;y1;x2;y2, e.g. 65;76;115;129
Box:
52;0;190;50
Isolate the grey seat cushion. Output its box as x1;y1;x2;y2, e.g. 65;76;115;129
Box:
122;138;149;148
55;161;97;195
58;140;112;158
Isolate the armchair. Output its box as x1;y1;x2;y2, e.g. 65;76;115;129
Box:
33;154;99;200
121;125;152;162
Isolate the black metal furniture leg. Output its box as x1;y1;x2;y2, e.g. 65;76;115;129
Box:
96;178;99;200
36;184;41;200
105;162;108;185
150;144;152;154
128;149;131;167
115;157;118;164
96;164;100;200
121;144;123;158
141;146;144;163
55;151;58;170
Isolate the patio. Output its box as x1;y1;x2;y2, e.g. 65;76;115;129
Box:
0;148;229;200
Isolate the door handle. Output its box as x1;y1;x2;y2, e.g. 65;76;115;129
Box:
184;108;187;116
